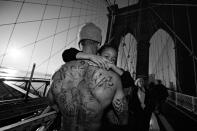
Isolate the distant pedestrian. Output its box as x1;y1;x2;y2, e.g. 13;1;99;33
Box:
128;77;148;131
154;79;168;114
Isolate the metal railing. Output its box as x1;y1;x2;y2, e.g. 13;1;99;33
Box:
167;90;197;115
0;111;57;131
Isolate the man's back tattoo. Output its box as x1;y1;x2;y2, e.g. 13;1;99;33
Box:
48;60;127;131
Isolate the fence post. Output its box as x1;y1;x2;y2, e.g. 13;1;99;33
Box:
43;81;50;97
25;63;36;100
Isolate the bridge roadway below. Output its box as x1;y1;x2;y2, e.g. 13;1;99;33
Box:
156;101;197;131
0;87;197;131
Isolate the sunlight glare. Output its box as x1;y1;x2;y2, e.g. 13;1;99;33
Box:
9;48;22;59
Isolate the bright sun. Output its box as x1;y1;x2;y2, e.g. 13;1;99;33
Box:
9;48;22;59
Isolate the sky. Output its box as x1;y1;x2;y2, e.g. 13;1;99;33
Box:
0;0;109;78
0;0;139;76
0;0;176;88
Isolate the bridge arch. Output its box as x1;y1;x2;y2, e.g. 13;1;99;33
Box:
149;28;176;90
117;32;137;79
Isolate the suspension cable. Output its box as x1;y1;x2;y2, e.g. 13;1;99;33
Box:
0;14;104;71
35;15;103;69
36;37;77;70
151;3;197;7
127;34;132;72
116;5;159;17
121;11;130;71
0;0;25;67
0;0;98;10
149;13;161;78
150;7;197;61
161;39;165;84
186;6;197;93
166;38;171;85
76;0;83;42
171;4;181;92
0;13;99;27
64;0;75;47
0;13;104;58
85;0;89;23
160;28;166;83
76;0;97;8
44;0;64;79
25;0;49;77
0;0;108;77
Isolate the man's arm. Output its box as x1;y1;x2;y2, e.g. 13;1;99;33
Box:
47;87;59;112
112;76;128;125
42;71;62;115
62;48;110;69
46;70;62;113
108;63;124;76
108;64;134;89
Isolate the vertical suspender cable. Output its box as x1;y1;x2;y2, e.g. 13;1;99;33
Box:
36;0;105;69
166;37;171;86
127;34;132;72
25;0;49;77
105;0;115;43
85;0;88;23
44;0;64;79
150;7;197;60
171;4;181;92
186;6;197;95
130;36;136;74
124;0;132;72
148;8;158;77
76;0;83;43
136;0;143;78
123;46;129;70
149;6;175;85
160;31;165;83
64;0;75;47
0;0;26;67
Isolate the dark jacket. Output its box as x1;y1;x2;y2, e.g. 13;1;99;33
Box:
62;48;80;62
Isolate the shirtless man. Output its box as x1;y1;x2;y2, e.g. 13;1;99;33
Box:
47;23;128;131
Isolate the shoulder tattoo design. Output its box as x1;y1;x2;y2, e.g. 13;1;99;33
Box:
112;96;128;124
85;67;115;91
113;97;128;114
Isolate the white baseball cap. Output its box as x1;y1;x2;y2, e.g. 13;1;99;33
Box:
78;22;102;44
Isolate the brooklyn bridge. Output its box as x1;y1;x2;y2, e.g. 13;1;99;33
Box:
0;0;196;130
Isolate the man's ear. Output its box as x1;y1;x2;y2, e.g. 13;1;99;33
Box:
78;43;82;50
